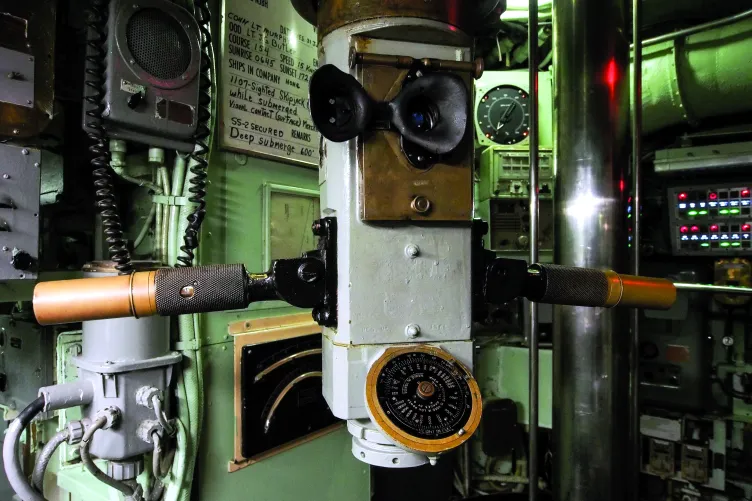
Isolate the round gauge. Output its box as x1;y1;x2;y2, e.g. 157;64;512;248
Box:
365;345;482;454
476;85;530;145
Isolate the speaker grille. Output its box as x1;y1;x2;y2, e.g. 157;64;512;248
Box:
126;8;192;80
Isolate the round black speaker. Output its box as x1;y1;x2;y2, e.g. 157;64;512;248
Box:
126;8;192;80
115;0;201;89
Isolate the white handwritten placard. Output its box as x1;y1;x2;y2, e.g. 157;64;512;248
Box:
220;0;320;167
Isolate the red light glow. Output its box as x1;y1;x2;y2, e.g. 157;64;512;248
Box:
605;59;618;94
678;192;688;201
680;226;689;233
709;192;718;200
743;189;750;197
744;224;751;231
690;226;700;233
710;225;719;231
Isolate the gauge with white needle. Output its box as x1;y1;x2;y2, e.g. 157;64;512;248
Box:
476;85;531;145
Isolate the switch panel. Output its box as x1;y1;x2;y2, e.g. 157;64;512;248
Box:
0;143;40;280
669;184;752;255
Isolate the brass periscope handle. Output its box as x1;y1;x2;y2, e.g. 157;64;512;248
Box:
525;264;677;310
33;264;250;325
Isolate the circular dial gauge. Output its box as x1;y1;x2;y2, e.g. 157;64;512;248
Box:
476;85;530;145
366;346;482;454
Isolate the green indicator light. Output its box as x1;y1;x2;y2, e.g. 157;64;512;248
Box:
699;210;708;215
627;214;632;219
701;243;710;247
721;242;731;247
731;209;740;214
720;209;730;215
688;210;698;216
732;242;742;247
628;244;632;248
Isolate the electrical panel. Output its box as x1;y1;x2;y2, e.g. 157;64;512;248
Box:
669;184;752;256
640;415;726;491
0;143;41;280
0;316;54;412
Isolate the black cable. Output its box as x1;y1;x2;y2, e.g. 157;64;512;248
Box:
177;0;211;268
84;0;133;274
2;396;46;501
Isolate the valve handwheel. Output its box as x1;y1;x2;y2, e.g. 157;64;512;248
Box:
365;345;482;455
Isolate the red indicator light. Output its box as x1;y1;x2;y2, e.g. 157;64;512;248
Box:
710;224;719;231
680;226;689;233
690;226;700;233
744;224;751;231
743;189;750;197
678;192;688;201
709;192;718;200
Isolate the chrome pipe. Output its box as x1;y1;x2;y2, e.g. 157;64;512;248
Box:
639;8;752;47
674;283;752;296
527;0;540;499
630;0;643;498
553;0;631;499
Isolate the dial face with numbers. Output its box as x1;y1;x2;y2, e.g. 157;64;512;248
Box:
365;346;482;454
476;85;531;145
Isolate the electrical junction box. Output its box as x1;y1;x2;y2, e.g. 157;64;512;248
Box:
0;143;41;281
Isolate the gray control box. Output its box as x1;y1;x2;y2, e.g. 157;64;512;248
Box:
0;144;40;280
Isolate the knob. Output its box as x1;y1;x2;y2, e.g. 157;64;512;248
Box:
11;249;32;270
516;235;530;248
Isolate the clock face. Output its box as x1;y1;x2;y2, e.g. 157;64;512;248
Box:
476;85;530;145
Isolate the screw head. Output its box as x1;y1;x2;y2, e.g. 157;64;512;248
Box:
179;285;196;298
722;336;734;347
2;174;9;179
1;246;8;252
129;59;135;64
26;100;32;105
21;149;29;155
12;129;19;135
33;162;40;168
405;244;420;258
311;220;324;236
181;74;188;80
405;324;420;339
410;196;431;214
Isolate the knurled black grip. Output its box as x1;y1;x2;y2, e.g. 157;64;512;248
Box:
154;264;248;316
527;264;610;307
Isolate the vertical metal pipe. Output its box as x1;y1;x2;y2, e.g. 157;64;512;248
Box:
630;0;643;499
527;0;540;500
552;0;630;500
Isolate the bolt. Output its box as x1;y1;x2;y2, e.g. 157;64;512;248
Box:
129;59;135;64
26;100;32;105
311;220;324;236
405;324;420;339
33;162;39;168
722;336;734;347
1;246;8;252
405;244;420;258
410;196;431;214
2;174;9;179
28;57;33;62
297;262;320;283
21;149;29;155
180;285;196;298
458;428;466;436
12;129;19;135
313;308;330;324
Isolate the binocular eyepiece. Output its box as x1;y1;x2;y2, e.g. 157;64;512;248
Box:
309;64;470;158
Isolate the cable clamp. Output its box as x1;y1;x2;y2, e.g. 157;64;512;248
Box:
152;195;199;208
